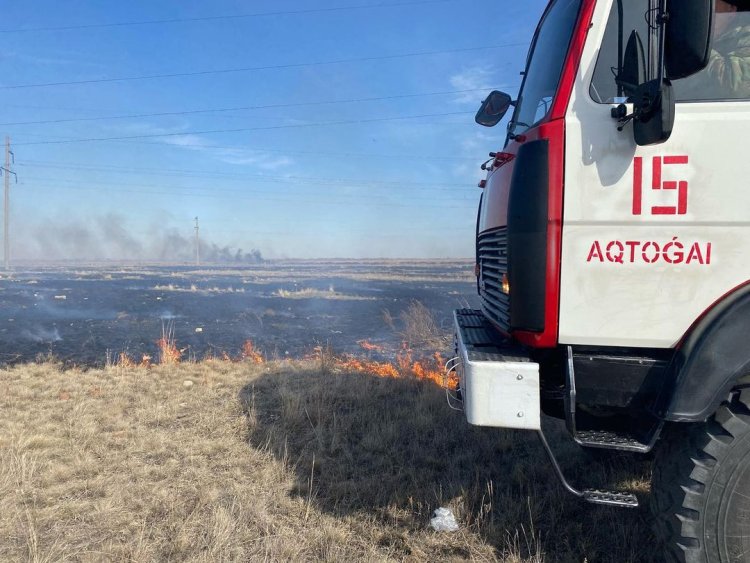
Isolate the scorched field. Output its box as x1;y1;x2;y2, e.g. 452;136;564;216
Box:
0;259;474;366
0;259;654;562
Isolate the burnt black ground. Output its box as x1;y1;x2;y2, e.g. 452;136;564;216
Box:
0;260;477;366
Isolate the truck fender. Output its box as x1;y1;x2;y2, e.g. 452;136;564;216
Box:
661;283;750;422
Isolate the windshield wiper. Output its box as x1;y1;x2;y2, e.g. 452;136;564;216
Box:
507;120;530;140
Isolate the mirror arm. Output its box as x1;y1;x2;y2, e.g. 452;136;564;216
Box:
611;103;638;131
657;0;667;84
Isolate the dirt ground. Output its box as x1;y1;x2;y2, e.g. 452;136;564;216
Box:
0;260;475;366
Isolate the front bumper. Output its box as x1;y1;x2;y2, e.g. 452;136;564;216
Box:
452;309;540;430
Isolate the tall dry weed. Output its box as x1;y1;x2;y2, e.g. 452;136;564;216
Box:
398;300;448;349
156;321;182;365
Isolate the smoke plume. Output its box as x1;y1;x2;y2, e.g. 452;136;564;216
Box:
15;213;264;263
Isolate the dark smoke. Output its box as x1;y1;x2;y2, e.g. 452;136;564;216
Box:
17;213;264;263
156;228;263;263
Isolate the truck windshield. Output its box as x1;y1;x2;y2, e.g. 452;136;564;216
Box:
508;0;582;138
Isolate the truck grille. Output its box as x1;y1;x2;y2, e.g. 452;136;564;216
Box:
478;227;510;331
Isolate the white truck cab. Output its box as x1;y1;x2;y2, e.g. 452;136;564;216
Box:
450;0;750;560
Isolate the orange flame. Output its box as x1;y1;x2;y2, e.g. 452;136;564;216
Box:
357;339;384;352
241;340;265;363
156;322;183;365
117;352;136;368
107;333;455;391
156;337;182;364
335;356;400;378
334;348;456;389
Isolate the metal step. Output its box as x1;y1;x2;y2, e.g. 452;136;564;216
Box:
564;346;662;453
454;309;528;362
537;430;640;509
574;429;651;453
582;489;639;508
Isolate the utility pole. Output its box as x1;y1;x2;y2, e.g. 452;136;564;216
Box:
1;137;16;271
194;216;200;266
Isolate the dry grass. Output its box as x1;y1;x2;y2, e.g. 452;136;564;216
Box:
0;360;656;562
152;284;245;293
273;287;375;300
156;321;183;365
383;300;452;350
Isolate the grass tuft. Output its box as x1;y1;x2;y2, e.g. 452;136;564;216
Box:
156;321;183;365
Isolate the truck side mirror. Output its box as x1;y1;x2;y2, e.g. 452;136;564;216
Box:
475;91;513;127
633;79;675;146
617;30;646;98
664;0;713;79
612;30;673;146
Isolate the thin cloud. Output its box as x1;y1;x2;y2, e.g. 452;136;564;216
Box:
452;131;500;181
449;67;497;104
219;151;293;170
134;124;293;170
161;134;210;149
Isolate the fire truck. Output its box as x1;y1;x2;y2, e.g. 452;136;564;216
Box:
448;0;750;560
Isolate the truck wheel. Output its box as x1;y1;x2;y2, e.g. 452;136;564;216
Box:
651;390;750;562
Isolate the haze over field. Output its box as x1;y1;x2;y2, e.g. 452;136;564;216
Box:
0;261;475;365
1;0;546;260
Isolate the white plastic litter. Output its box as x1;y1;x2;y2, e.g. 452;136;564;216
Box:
430;507;459;532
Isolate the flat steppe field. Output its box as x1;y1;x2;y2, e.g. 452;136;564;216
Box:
0;261;653;561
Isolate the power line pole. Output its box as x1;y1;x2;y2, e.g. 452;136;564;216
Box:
2;137;16;271
194;216;200;266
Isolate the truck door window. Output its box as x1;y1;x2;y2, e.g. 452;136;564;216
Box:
589;0;651;104
675;6;750;101
591;0;750;103
508;0;582;138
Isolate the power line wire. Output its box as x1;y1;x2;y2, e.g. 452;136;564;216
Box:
0;0;460;33
1;43;525;90
24;183;477;209
19;165;477;190
21;173;476;192
0;88;491;127
19;134;480;161
16;137;489;161
204;226;473;235
14;110;474;146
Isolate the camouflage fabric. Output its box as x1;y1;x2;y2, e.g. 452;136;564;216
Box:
675;20;750;100
706;22;750;98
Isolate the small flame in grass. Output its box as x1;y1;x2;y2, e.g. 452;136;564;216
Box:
118;352;136;368
334;347;456;389
334;356;400;378
107;328;268;367
357;339;384;352
156;321;183;365
156;337;182;364
241;340;264;363
105;328;456;390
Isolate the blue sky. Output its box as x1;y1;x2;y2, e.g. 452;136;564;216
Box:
0;0;546;260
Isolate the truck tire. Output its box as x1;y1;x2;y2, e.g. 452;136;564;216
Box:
651;389;750;562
